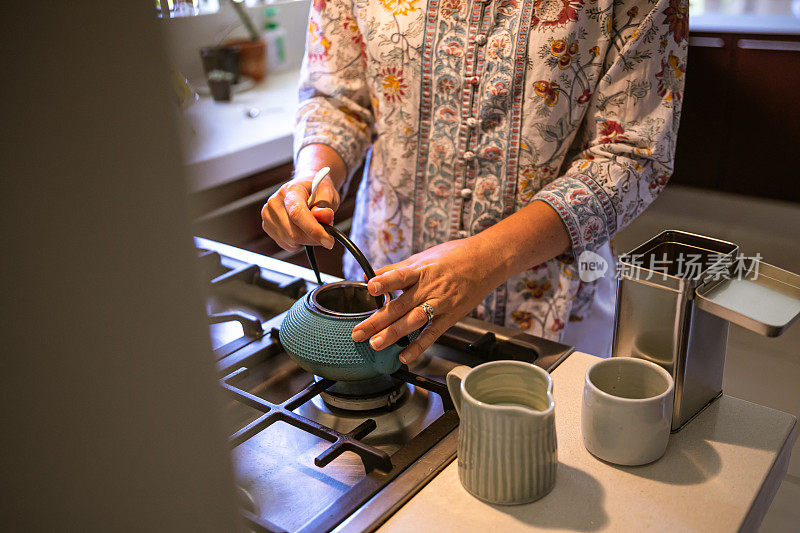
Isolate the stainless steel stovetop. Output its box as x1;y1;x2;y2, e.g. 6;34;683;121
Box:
195;237;574;533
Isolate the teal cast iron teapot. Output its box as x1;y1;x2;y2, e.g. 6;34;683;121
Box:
279;223;417;381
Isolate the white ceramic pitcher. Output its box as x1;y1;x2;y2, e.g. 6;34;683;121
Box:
447;361;557;505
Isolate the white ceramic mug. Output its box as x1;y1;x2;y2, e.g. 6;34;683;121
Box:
581;357;675;466
447;361;557;505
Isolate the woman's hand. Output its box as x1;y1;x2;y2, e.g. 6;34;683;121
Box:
260;172;339;251
262;144;348;251
351;235;508;364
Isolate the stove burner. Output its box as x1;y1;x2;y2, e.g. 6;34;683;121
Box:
315;374;408;411
300;383;441;447
320;383;408;411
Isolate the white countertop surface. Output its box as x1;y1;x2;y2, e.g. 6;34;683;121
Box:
380;352;797;533
180;69;300;192
691;14;800;35
689;1;800;35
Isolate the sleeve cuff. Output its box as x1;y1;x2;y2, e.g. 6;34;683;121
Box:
533;174;617;258
294;102;372;176
294;132;366;175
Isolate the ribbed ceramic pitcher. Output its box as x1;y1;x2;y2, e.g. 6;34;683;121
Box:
447;361;557;505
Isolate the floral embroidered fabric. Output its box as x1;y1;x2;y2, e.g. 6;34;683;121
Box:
295;0;687;340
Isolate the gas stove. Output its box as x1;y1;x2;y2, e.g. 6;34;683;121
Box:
195;237;574;533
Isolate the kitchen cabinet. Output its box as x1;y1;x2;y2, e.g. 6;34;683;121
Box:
726;36;800;200
673;32;800;202
673;34;734;191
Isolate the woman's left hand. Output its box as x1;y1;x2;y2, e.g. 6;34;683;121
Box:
351;236;506;364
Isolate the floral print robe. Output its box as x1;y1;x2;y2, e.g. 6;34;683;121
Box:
294;0;688;341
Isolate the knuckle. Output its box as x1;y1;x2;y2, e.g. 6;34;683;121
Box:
417;264;432;283
424;322;443;339
387;299;409;320
286;182;308;198
359;320;378;336
287;229;304;243
407;343;423;359
385;323;400;341
398;269;411;285
381;298;398;317
287;205;305;222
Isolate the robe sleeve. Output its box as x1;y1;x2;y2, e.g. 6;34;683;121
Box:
294;0;375;185
533;0;688;257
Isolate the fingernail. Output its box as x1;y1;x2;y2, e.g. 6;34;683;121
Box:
370;281;382;294
370;335;384;350
323;237;334;249
352;329;367;342
399;355;407;364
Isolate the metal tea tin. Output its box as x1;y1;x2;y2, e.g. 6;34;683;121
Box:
612;230;800;431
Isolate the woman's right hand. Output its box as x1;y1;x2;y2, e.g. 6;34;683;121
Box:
260;171;340;251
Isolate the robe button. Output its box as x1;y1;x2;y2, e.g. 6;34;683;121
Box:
466;76;479;86
465;117;478;128
475;34;487;46
458;230;469;239
463;151;476;161
460;188;473;199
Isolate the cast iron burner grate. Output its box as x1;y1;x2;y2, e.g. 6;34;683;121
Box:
199;249;307;360
221;337;457;533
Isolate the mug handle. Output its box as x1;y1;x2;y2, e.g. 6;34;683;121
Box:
446;365;471;417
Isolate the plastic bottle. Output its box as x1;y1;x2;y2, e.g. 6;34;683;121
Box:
262;7;288;73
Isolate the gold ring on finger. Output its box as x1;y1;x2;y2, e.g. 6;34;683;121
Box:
420;302;435;325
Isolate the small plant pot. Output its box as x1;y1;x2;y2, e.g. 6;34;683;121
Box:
200;46;240;84
224;39;266;81
208;79;232;102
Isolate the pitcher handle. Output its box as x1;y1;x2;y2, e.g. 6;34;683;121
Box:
446;366;471;417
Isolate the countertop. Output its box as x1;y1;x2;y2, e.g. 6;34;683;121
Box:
379;352;798;532
180;69;300;192
690;1;800;34
691;13;800;34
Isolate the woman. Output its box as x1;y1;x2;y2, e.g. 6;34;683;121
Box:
261;0;688;362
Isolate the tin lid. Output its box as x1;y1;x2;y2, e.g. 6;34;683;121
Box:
695;259;800;337
618;230;738;292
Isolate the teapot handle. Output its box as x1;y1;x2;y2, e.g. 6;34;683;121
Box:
305;223;385;308
306;224;412;348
